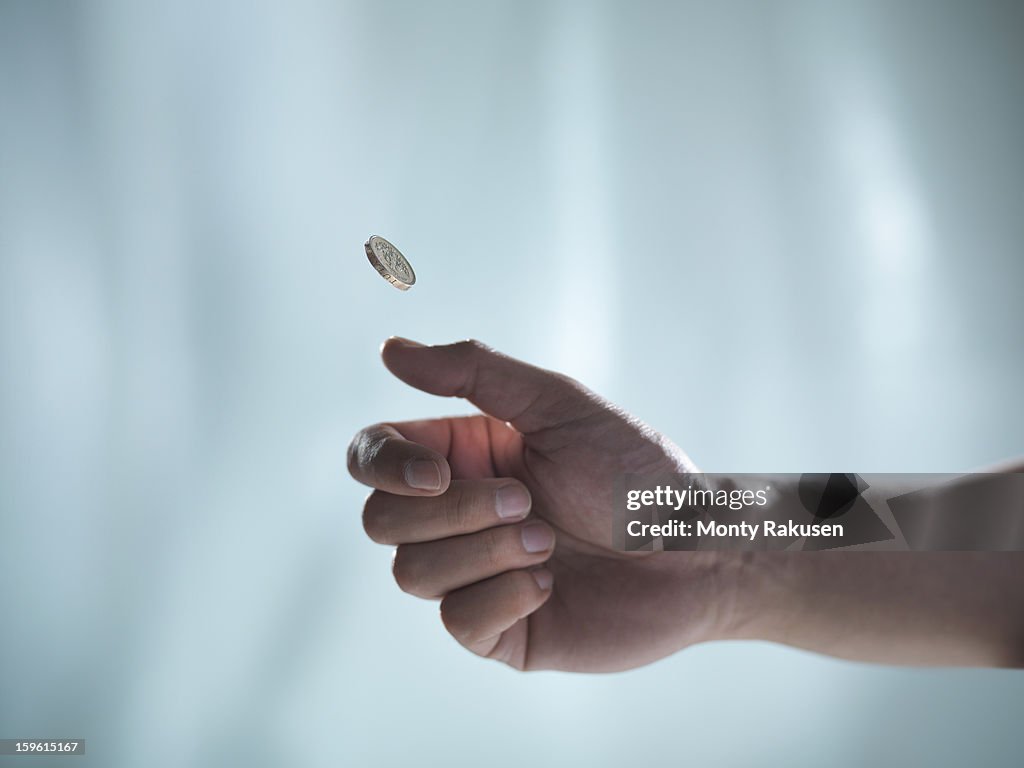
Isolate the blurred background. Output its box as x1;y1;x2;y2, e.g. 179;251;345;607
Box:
1;0;1023;765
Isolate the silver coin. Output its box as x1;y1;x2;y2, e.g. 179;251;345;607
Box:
365;235;416;291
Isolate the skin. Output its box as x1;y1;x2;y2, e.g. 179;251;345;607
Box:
348;338;1024;671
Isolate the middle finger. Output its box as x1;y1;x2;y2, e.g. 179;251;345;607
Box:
391;520;556;598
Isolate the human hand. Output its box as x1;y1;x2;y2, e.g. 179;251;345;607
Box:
348;338;748;672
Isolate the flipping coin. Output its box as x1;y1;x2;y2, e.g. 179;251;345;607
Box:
365;235;416;291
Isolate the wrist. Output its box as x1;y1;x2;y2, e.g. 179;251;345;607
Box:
691;473;807;644
716;552;803;643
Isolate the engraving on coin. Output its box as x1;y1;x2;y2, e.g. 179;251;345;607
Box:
365;235;416;290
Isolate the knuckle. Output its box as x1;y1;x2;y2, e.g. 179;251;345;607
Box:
481;528;507;569
361;494;391;544
450;341;489;399
552;371;590;401
514;571;542;610
439;599;472;644
442;488;472;532
440;596;483;646
391;546;420;594
453;338;490;361
550;370;578;388
499;572;531;616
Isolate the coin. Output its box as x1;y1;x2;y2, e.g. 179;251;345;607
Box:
365;235;416;291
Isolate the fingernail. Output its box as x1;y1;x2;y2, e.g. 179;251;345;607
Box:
390;336;425;348
521;522;554;553
495;485;531;519
405;460;441;490
531;568;553;591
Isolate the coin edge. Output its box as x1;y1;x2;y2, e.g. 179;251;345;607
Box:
365;235;416;290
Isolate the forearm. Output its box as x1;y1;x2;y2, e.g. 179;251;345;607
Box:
712;461;1024;666
734;552;1024;666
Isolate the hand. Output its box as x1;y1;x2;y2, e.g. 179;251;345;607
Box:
348;338;747;672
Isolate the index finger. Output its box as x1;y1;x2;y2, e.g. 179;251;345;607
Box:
347;423;452;495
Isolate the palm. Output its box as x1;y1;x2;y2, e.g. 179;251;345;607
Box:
405;412;723;672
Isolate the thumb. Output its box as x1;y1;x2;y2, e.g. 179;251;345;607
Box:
380;337;601;435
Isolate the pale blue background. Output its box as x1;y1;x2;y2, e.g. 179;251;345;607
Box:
1;1;1022;766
